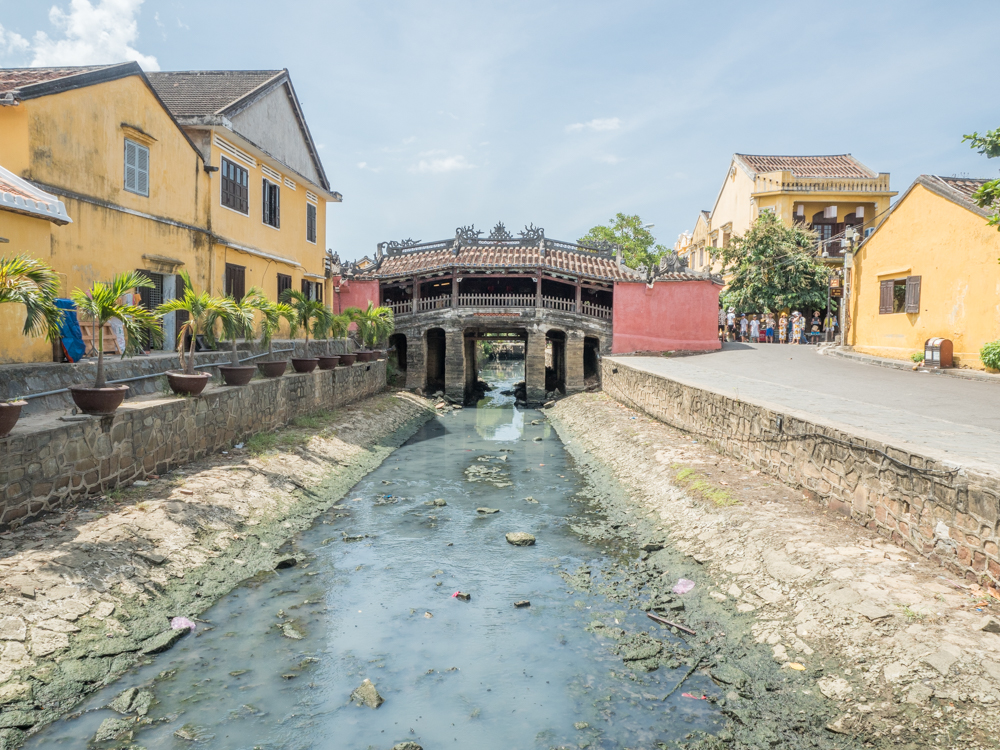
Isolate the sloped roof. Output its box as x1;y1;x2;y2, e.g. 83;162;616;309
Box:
147;69;330;192
146;70;284;117
922;175;990;213
360;244;649;282
734;153;878;179
0;164;71;224
858;175;993;250
0;63;143;99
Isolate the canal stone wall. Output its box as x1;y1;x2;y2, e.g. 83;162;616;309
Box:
601;357;1000;587
0;339;356;417
0;361;385;528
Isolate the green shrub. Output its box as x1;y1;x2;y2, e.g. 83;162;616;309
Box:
981;340;1000;371
910;351;925;363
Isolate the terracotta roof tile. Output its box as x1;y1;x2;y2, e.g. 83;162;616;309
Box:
735;153;878;179
918;176;991;215
361;244;638;282
146;70;285;117
0;65;115;95
357;244;708;283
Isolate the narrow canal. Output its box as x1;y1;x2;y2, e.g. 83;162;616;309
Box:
28;364;723;749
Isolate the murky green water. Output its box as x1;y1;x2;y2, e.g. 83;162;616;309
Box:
28;363;720;749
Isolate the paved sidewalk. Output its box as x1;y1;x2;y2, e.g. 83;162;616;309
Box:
610;343;1000;474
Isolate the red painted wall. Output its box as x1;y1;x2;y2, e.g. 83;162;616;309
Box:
331;278;380;315
612;280;721;353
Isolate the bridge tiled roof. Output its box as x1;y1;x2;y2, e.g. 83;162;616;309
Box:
360;244;644;282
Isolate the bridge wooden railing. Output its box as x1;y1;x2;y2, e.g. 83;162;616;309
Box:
388;293;612;320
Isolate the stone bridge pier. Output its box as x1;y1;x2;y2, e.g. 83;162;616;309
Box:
394;308;611;404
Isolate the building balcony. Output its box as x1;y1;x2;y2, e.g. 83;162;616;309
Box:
753;172;893;197
384;293;612;320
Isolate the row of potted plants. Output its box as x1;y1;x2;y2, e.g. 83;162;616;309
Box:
0;257;395;436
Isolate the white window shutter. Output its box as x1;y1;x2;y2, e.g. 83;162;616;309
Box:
136;144;149;196
124;140;137;193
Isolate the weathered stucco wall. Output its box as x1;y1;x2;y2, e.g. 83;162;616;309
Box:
601;358;1000;586
611;280;722;353
849;183;1000;369
0;360;385;528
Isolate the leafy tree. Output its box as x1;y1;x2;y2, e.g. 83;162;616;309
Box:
718;212;830;313
578;213;667;270
71;271;163;388
156;270;229;375
962;127;1000;229
0;255;63;340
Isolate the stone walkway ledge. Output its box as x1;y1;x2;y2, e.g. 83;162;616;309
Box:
821;346;1000;386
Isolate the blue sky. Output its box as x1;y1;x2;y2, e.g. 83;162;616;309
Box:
1;0;997;260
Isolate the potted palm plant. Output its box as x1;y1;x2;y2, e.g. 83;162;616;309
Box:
155;270;226;396
328;312;352;367
210;288;268;386
0;255;63;436
256;297;296;378
281;288;324;373
312;306;340;370
69;271;162;415
352;302;395;361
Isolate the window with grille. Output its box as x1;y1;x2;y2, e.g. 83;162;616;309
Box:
124;139;149;197
263;179;280;228
277;273;292;300
300;279;323;302
221;157;249;214
135;270;163;349
306;203;317;243
225;263;246;301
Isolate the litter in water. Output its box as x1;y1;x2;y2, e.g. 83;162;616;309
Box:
672;578;696;595
170;617;197;631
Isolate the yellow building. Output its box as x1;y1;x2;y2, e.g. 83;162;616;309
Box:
0;165;72;363
848;175;1000;369
684;154;897;275
0;62;339;363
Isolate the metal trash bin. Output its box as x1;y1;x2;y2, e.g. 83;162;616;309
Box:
924;338;953;369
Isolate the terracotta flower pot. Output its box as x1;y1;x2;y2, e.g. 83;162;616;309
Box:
317;355;341;370
373;349;386;359
291;357;319;373
257;360;287;378
356;351;375;362
0;400;26;438
338;354;357;366
219;365;255;386
165;370;211;396
69;384;129;415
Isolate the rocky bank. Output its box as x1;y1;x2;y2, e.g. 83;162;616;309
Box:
549;392;1000;749
0;391;432;746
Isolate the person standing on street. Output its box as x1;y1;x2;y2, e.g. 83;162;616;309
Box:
765;313;775;344
739;314;748;342
726;307;736;342
749;314;760;344
778;313;788;344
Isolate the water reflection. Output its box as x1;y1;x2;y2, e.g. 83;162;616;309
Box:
475;361;525;441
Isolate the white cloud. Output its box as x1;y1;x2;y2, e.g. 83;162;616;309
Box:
30;0;159;70
566;117;622;133
597;154;623;164
357;161;367;169
0;24;30;59
410;154;475;174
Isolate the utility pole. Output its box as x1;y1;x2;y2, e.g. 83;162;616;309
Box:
841;228;857;346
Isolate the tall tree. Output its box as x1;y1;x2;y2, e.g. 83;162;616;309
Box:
719;212;829;312
962;126;1000;229
578;213;667;270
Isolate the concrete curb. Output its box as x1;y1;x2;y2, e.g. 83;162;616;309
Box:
819;346;1000;386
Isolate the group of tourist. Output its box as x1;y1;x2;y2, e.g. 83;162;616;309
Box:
719;307;838;345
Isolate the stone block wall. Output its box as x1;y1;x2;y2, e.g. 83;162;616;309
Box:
1;339;355;417
0;361;385;528
601;358;1000;586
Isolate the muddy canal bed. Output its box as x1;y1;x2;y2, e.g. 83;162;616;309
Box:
29;378;727;749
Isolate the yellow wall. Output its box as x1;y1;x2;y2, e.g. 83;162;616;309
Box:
0;210;59;364
0;106;30;176
849;183;1000;369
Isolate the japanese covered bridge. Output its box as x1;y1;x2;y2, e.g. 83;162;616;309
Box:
331;223;721;403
